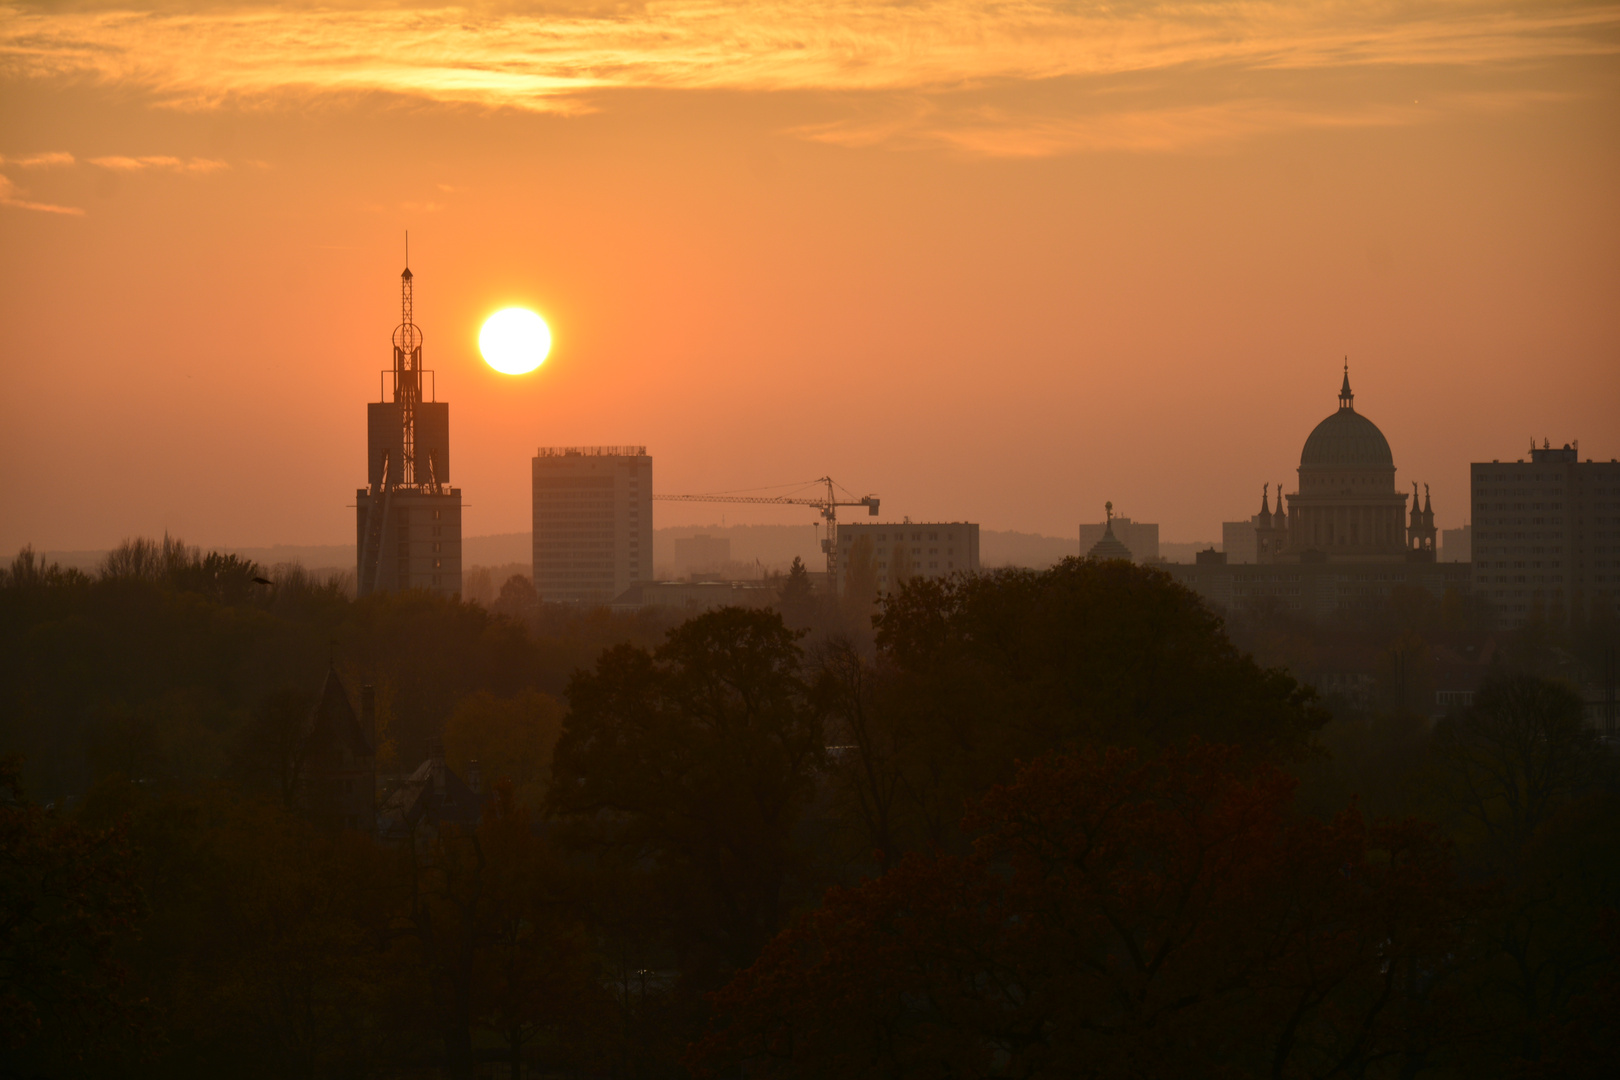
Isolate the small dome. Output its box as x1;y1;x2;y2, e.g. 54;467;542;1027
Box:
1087;525;1133;562
1300;406;1393;469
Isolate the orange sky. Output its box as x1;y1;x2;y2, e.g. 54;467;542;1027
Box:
3;1;1618;552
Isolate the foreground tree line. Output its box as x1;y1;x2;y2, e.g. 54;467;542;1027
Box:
2;542;1616;1078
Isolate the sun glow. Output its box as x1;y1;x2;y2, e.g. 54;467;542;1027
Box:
479;308;551;375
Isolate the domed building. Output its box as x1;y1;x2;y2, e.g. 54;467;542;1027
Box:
1167;363;1466;623
1256;365;1434;564
1085;502;1135;561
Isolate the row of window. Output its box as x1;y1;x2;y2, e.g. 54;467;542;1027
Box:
847;531;962;542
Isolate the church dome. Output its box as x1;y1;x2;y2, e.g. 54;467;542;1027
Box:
1299;367;1394;469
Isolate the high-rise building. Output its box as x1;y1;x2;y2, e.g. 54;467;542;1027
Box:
836;521;979;593
1441;525;1472;563
1221;520;1257;563
1470;442;1620;627
356;262;462;598
532;446;652;603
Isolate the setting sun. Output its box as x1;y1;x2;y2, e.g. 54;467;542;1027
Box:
479;308;551;375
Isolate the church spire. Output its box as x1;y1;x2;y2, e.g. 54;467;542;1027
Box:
1338;359;1354;410
1257;483;1272;528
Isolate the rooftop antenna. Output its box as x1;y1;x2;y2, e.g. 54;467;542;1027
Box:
392;233;422;486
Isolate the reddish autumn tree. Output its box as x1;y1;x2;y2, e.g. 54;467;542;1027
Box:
691;743;1461;1080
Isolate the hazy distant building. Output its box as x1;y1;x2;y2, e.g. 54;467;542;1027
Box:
837;521;979;593
1471;442;1620;627
674;533;731;575
1441;525;1472;563
533;446;652;603
1167;366;1467;617
1080;511;1158;562
356;263;462;597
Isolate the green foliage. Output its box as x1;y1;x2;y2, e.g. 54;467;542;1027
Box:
550;607;827;979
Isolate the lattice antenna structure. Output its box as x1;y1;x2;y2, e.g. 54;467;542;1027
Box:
391;240;423;488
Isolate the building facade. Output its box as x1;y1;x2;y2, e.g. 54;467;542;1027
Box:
356;263;462;598
1471;443;1620;627
532;446;652;603
836;521;980;594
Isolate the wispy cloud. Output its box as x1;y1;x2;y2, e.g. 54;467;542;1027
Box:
2;2;1615;152
0;173;84;215
0;151;75;167
87;155;229;172
794;87;1582;157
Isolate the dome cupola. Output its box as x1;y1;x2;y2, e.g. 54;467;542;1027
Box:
1299;362;1394;469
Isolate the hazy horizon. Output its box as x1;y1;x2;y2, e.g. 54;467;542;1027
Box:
4;1;1616;552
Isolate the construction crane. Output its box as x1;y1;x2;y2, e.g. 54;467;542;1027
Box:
653;477;879;587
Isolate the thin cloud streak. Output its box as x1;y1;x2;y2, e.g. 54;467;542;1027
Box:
0;151;76;167
1;2;1615;153
795;88;1583;156
0;174;85;215
87;155;230;172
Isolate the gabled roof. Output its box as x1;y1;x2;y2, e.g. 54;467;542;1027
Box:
302;666;373;759
377;753;483;841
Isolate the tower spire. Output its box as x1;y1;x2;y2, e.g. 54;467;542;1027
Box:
1338;358;1354;410
391;243;423;487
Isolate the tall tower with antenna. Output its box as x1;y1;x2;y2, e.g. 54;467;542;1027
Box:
356;245;462;597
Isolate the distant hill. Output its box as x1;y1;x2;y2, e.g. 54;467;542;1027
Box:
22;526;1218;582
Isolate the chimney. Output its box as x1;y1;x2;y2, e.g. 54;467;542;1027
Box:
467;758;482;795
361;685;376;755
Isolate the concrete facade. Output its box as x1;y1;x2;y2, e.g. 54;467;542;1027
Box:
836;521;980;593
1471;444;1620;627
355;489;463;598
532;446;653;604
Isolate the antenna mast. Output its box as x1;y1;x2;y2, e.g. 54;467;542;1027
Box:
391;233;422;487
